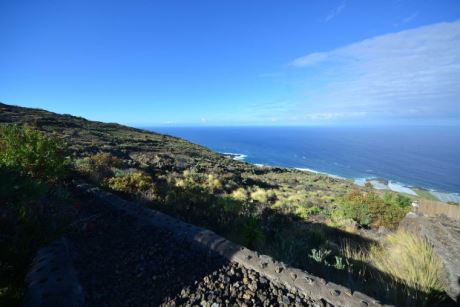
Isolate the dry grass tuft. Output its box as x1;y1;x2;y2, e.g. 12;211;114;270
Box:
370;231;446;295
341;231;447;305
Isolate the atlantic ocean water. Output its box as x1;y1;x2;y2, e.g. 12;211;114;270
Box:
148;126;460;194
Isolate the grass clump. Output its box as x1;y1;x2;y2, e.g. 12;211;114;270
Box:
174;170;223;194
240;216;265;249
230;187;249;202
294;205;321;220
370;231;446;305
341;231;447;306
205;174;222;193
249;187;275;204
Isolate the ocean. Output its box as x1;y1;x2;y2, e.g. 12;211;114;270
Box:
147;126;460;199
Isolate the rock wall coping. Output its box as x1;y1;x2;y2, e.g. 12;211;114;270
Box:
24;237;84;307
76;183;384;307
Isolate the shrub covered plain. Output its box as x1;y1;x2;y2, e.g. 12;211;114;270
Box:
0;103;450;306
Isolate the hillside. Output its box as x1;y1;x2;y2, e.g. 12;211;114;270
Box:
0;102;455;306
0;102;247;172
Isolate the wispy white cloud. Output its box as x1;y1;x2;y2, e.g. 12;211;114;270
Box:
304;112;367;121
287;20;460;122
395;12;418;26
324;1;346;22
291;52;329;67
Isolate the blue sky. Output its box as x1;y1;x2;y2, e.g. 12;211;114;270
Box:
1;0;460;126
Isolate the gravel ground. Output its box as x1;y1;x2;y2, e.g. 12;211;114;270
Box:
68;196;322;306
161;261;319;307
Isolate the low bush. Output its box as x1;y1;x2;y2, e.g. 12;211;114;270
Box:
0;125;69;205
75;152;122;182
334;190;373;227
0;125;69;305
383;191;412;207
106;172;154;194
334;190;409;229
0;124;68;183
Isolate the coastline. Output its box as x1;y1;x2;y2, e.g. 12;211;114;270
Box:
221;152;460;204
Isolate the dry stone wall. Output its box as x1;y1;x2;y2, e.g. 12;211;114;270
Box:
24;237;84;307
74;183;383;307
415;200;460;220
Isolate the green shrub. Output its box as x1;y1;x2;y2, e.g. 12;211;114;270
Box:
217;196;251;216
75;152;122;182
240;216;265;249
0;126;68;305
0;166;47;205
335;190;409;229
0;125;68;183
364;182;373;189
335;190;372;227
106;172;154;194
369;201;408;230
383;191;412;207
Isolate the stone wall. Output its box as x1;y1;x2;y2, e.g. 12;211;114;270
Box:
415;200;460;220
75;183;382;307
24;238;84;307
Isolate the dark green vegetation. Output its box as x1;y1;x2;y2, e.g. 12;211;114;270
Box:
0;103;449;306
0;124;73;306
